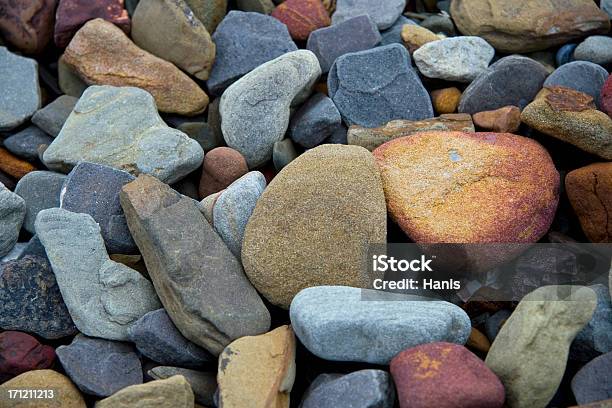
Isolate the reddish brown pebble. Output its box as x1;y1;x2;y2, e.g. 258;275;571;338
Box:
198;147;249;199
390;342;505;408
0;0;57;54
466;327;491;353
473;105;521;133
271;0;331;41
430;87;462;114
0;148;36;180
0;331;56;382
54;0;131;48
566;162;612;243
602;75;612;118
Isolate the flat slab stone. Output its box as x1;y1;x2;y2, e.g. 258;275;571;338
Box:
0;183;26;258
332;0;406;30
289;92;342;148
31;95;78;137
3;126;54;161
14;170;66;234
148;366;216;406
43;85;204;184
0;47;41;131
96;375;194;408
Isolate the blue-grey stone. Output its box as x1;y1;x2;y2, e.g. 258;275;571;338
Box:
332;0;406;30
307;15;381;73
0;47;41;131
571;351;612;405
571;284;612;362
0;183;25;257
289;286;471;364
556;44;577;67
325;125;348;144
213;171;266;259
18;235;47;259
289;93;342;148
60;162;137;255
420;14;455;35
485;309;512;342
272;139;298;171
127;309;212;368
3;126;53;161
574;36;612;67
459;55;549;114
14;170;66;234
379;16;417;46
603;0;612;18
300;370;395;408
0;255;77;339
543;61;609;108
206;11;297;96
31;95;78;137
328;44;433;128
56;334;143;397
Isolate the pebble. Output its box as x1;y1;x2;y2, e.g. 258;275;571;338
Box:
220;50;321;168
177;122;219;152
485;310;511;342
572;352;612;405
217;325;296;407
148;366;216;406
290;286;471;364
3;127;53;161
207;11;297;95
459;55;549;114
566;163;612;243
332;0;406;30
603;76;612;117
14;171;66;233
604;0;612;17
0;369;86;408
401;24;441;53
31;95;78;138
213;171;266;259
184;0;227;33
35;208;161;340
63;18;208;115
391;343;505;408
413;36;495;82
348;113;474;151
307;15;380;73
450;0;610;53
574;36;612;66
543;61;609;108
328;44;433;127
271;0;331;41
0;183;25;258
301;370;395;408
0;148;36;180
60;162;137;254
289;93;341;148
485;286;597;408
0;331;55;382
0;0;56;53
42;85;204;184
571;284;612;362
120;174;271;355
521;87;612;159
373;131;559;243
0;47;41;131
431;87;462;114
380;16;417;46
236;0;275;13
467;327;491;353
272;138;298;171
557;43;577;66
58;55;88;97
197;191;222;225
420;14;455;35
56;334;143;397
198;147;248;199
0;255;77;339
96;375;194;408
131;0;215;81
472;105;521;133
242;145;386;308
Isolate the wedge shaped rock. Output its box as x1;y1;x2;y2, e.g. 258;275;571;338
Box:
0;183;26;257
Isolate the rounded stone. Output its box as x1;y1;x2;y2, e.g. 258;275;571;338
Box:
0;370;87;408
430;87;461;114
198;147;249;199
574;35;612;66
242;144;387;308
0;0;56;54
0;331;55;382
373;131;559;243
556;43;577;66
601;75;612;117
271;0;331;41
0;47;41;131
543;61;609;108
571;351;612;405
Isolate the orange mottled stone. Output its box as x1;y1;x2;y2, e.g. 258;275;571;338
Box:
0;148;36;180
430;87;462;114
373;131;559;243
271;0;331;41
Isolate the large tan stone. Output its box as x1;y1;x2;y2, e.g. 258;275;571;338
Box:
217;325;296;408
0;370;86;408
95;375;194;408
63;18;208;115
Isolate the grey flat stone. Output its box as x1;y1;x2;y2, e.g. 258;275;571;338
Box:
332;0;406;30
148;366;217;406
3;126;54;161
379;16;417;46
571;284;612;362
35;208;161;341
42;85;204;184
31;95;78;137
574;35;612;66
289;93;342;148
14;171;66;234
220;50;321;168
0;47;41;131
272;138;298;171
0;183;25;257
543;61;609;108
289;286;471;364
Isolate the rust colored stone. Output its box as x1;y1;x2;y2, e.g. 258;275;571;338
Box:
0;331;55;382
63;18;208;115
401;24;440;53
473;105;521;133
602;76;612;118
566;162;612;243
466;327;491;353
431;87;462;114
0;0;57;54
544;86;596;112
0;148;36;180
54;0;131;48
199;147;249;199
271;0;330;41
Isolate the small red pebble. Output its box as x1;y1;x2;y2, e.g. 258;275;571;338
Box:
601;75;612;118
390;342;505;408
199;147;249;199
0;331;56;382
271;0;331;41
